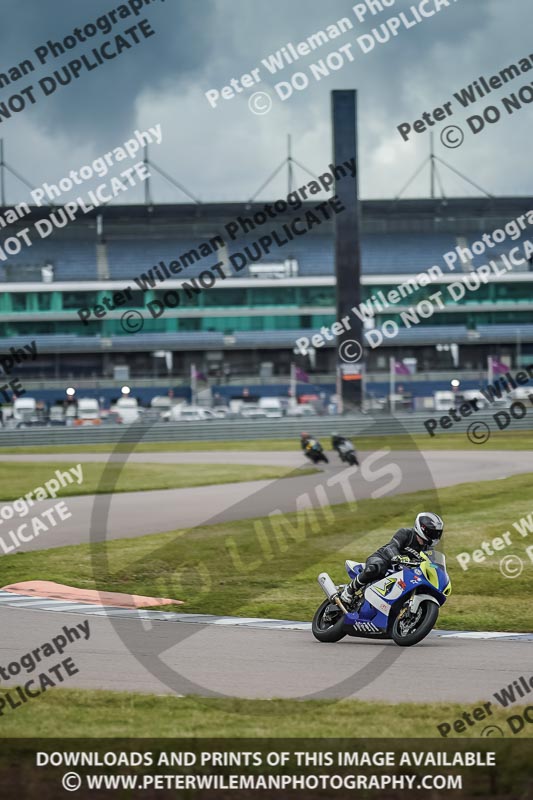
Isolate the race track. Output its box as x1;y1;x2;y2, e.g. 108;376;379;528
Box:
0;605;530;705
1;449;532;552
0;448;532;709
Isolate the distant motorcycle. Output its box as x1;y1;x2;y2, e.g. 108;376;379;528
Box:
332;436;359;466
303;439;329;465
312;549;451;647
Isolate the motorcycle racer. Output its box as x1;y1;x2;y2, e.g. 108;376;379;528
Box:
340;512;444;607
300;432;328;464
331;432;349;452
331;432;358;465
300;431;319;450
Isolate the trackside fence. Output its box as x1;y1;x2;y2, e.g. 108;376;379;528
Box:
0;411;532;447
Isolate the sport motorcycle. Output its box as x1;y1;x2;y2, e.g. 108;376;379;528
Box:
312;549;451;647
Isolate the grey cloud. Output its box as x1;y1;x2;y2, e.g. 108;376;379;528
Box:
0;0;216;142
0;0;531;201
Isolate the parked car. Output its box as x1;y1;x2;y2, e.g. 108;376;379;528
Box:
48;405;67;426
150;395;177;420
179;406;212;421
287;404;318;417
163;405;212;421
211;406;232;418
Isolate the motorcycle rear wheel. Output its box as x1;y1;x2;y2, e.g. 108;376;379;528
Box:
391;599;439;646
312;599;346;642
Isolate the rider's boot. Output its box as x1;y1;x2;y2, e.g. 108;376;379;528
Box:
340;576;365;608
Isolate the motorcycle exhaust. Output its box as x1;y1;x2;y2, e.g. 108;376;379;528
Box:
318;572;338;600
318;572;348;614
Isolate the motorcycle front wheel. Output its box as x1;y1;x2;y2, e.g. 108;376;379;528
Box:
391;599;439;647
312;599;346;642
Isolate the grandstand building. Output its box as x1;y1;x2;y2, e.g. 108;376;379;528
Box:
1;196;532;401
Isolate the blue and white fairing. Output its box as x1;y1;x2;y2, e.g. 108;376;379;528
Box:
342;549;451;636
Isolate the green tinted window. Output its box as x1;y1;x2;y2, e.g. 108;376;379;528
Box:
62;292;98;309
37;293;52;311
203;289;246;307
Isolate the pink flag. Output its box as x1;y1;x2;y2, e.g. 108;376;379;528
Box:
490;357;507;375
395;361;410;376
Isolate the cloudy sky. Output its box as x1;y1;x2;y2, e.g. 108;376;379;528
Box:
1;0;532;206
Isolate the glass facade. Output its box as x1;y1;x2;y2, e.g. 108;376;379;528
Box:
0;281;533;338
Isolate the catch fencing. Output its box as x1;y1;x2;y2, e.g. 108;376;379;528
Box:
0;411;531;447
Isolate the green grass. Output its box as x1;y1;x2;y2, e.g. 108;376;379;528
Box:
0;439;308;454
0;688;530;738
1;474;532;632
0;461;316;500
0;430;531;454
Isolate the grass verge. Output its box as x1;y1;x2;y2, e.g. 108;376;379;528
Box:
0;429;532;454
0;474;531;632
0;688;530;738
0;461;316;501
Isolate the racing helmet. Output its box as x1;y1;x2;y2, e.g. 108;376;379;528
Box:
414;512;444;544
301;431;309;439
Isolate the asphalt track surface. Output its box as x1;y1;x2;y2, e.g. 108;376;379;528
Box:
0;449;532;705
0;605;531;704
1;449;532;552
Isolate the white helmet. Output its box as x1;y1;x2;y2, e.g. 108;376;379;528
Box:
414;512;444;544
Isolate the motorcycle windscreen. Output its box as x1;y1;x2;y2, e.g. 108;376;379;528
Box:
423;548;446;568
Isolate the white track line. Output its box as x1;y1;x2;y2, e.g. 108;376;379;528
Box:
0;591;531;640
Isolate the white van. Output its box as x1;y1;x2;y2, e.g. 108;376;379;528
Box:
433;391;455;411
115;397;140;424
75;398;101;425
150;396;173;412
13;397;37;427
258;397;285;418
